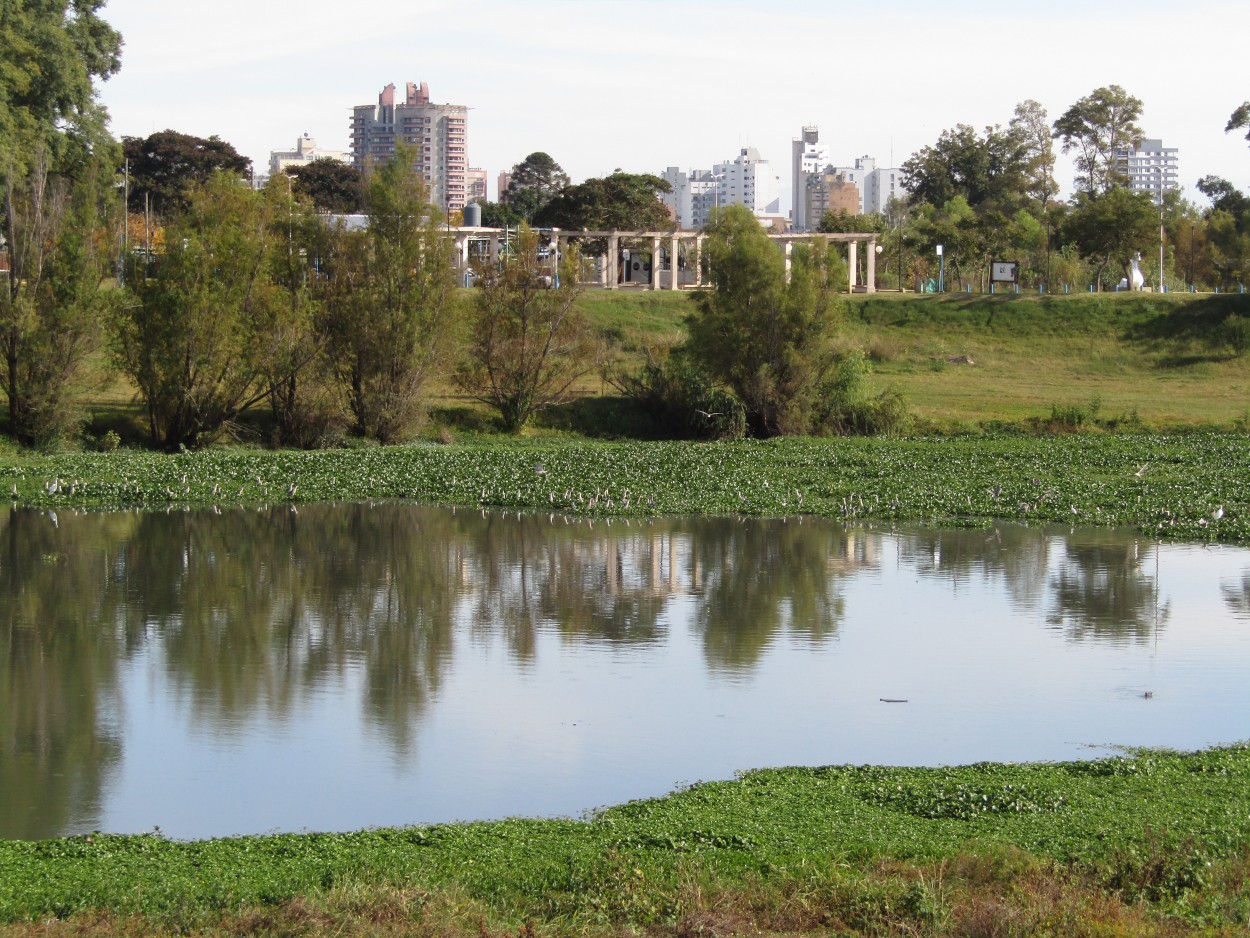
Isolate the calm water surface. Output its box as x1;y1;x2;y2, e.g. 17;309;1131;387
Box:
2;504;1247;840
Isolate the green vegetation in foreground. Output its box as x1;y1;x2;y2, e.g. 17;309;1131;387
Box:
3;432;1249;543
1;746;1248;935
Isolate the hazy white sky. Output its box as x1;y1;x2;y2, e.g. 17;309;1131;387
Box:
97;0;1249;210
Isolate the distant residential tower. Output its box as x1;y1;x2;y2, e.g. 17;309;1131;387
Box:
1115;138;1179;205
350;81;470;212
791;126;906;229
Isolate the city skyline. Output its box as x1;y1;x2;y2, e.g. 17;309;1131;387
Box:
97;0;1248;213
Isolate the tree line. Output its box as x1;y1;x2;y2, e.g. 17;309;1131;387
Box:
860;87;1250;294
0;4;876;450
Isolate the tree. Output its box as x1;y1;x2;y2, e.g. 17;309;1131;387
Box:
534;172;673;231
1010;99;1058;212
473;199;524;228
1060;187;1159;290
1197;176;1250;220
256;179;340;447
2;149;119;446
1;1;123;446
901;124;1030;216
685;205;848;437
817;210;884;233
114;171;276;449
1053;85;1144;194
287;158;362;214
457;225;592;431
0;0;122;177
1228;102;1250;146
121;130;251;216
321;145;457;443
504;152;568;222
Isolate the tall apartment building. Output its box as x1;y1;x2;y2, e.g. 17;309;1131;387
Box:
661;167;718;229
465;167;487;205
791;126;906;228
715;147;780;217
1115;138;1179;205
350;81;469;212
662;147;780;229
791;126;827;231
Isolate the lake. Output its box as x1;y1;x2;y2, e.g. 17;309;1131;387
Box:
2;503;1247;840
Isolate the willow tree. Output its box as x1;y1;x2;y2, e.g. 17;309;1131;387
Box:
456;226;590;431
2;150;118;447
685;204;849;437
114;171;277;449
322;146;457;443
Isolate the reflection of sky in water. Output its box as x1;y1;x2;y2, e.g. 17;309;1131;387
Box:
3;508;1248;840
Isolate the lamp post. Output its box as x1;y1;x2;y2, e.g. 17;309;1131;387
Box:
1189;223;1195;289
1158;174;1165;292
936;244;944;293
285;172;296;263
1045;209;1052;294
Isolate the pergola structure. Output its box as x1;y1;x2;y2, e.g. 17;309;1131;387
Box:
447;227;882;293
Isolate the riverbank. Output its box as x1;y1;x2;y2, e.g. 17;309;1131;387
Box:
3;432;1247;542
1;745;1247;936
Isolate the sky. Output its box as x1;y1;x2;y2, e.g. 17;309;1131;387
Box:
96;0;1250;213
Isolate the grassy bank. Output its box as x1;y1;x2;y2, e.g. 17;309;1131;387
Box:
567;290;1250;432
2;746;1248;935
42;289;1250;445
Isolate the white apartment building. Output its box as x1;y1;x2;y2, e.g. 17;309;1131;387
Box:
1115;138;1179;205
663;147;780;229
268;133;350;178
350;81;470;212
715;147;780;217
661;167;718;229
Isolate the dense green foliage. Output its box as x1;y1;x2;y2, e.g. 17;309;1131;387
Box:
686;205;852;436
0;745;1246;931
1;0;123;447
1061;186;1162;287
120;131;251;216
534;172;673;232
114;172;276;450
0;0;122;175
286;156;363;213
1229;100;1250;145
1;150;118;447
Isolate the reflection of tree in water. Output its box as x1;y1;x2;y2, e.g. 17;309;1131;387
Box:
0;508;136;838
1047;532;1168;643
898;524;1052;610
689;518;858;672
1220;572;1250;619
468;515;675;652
118;505;461;755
